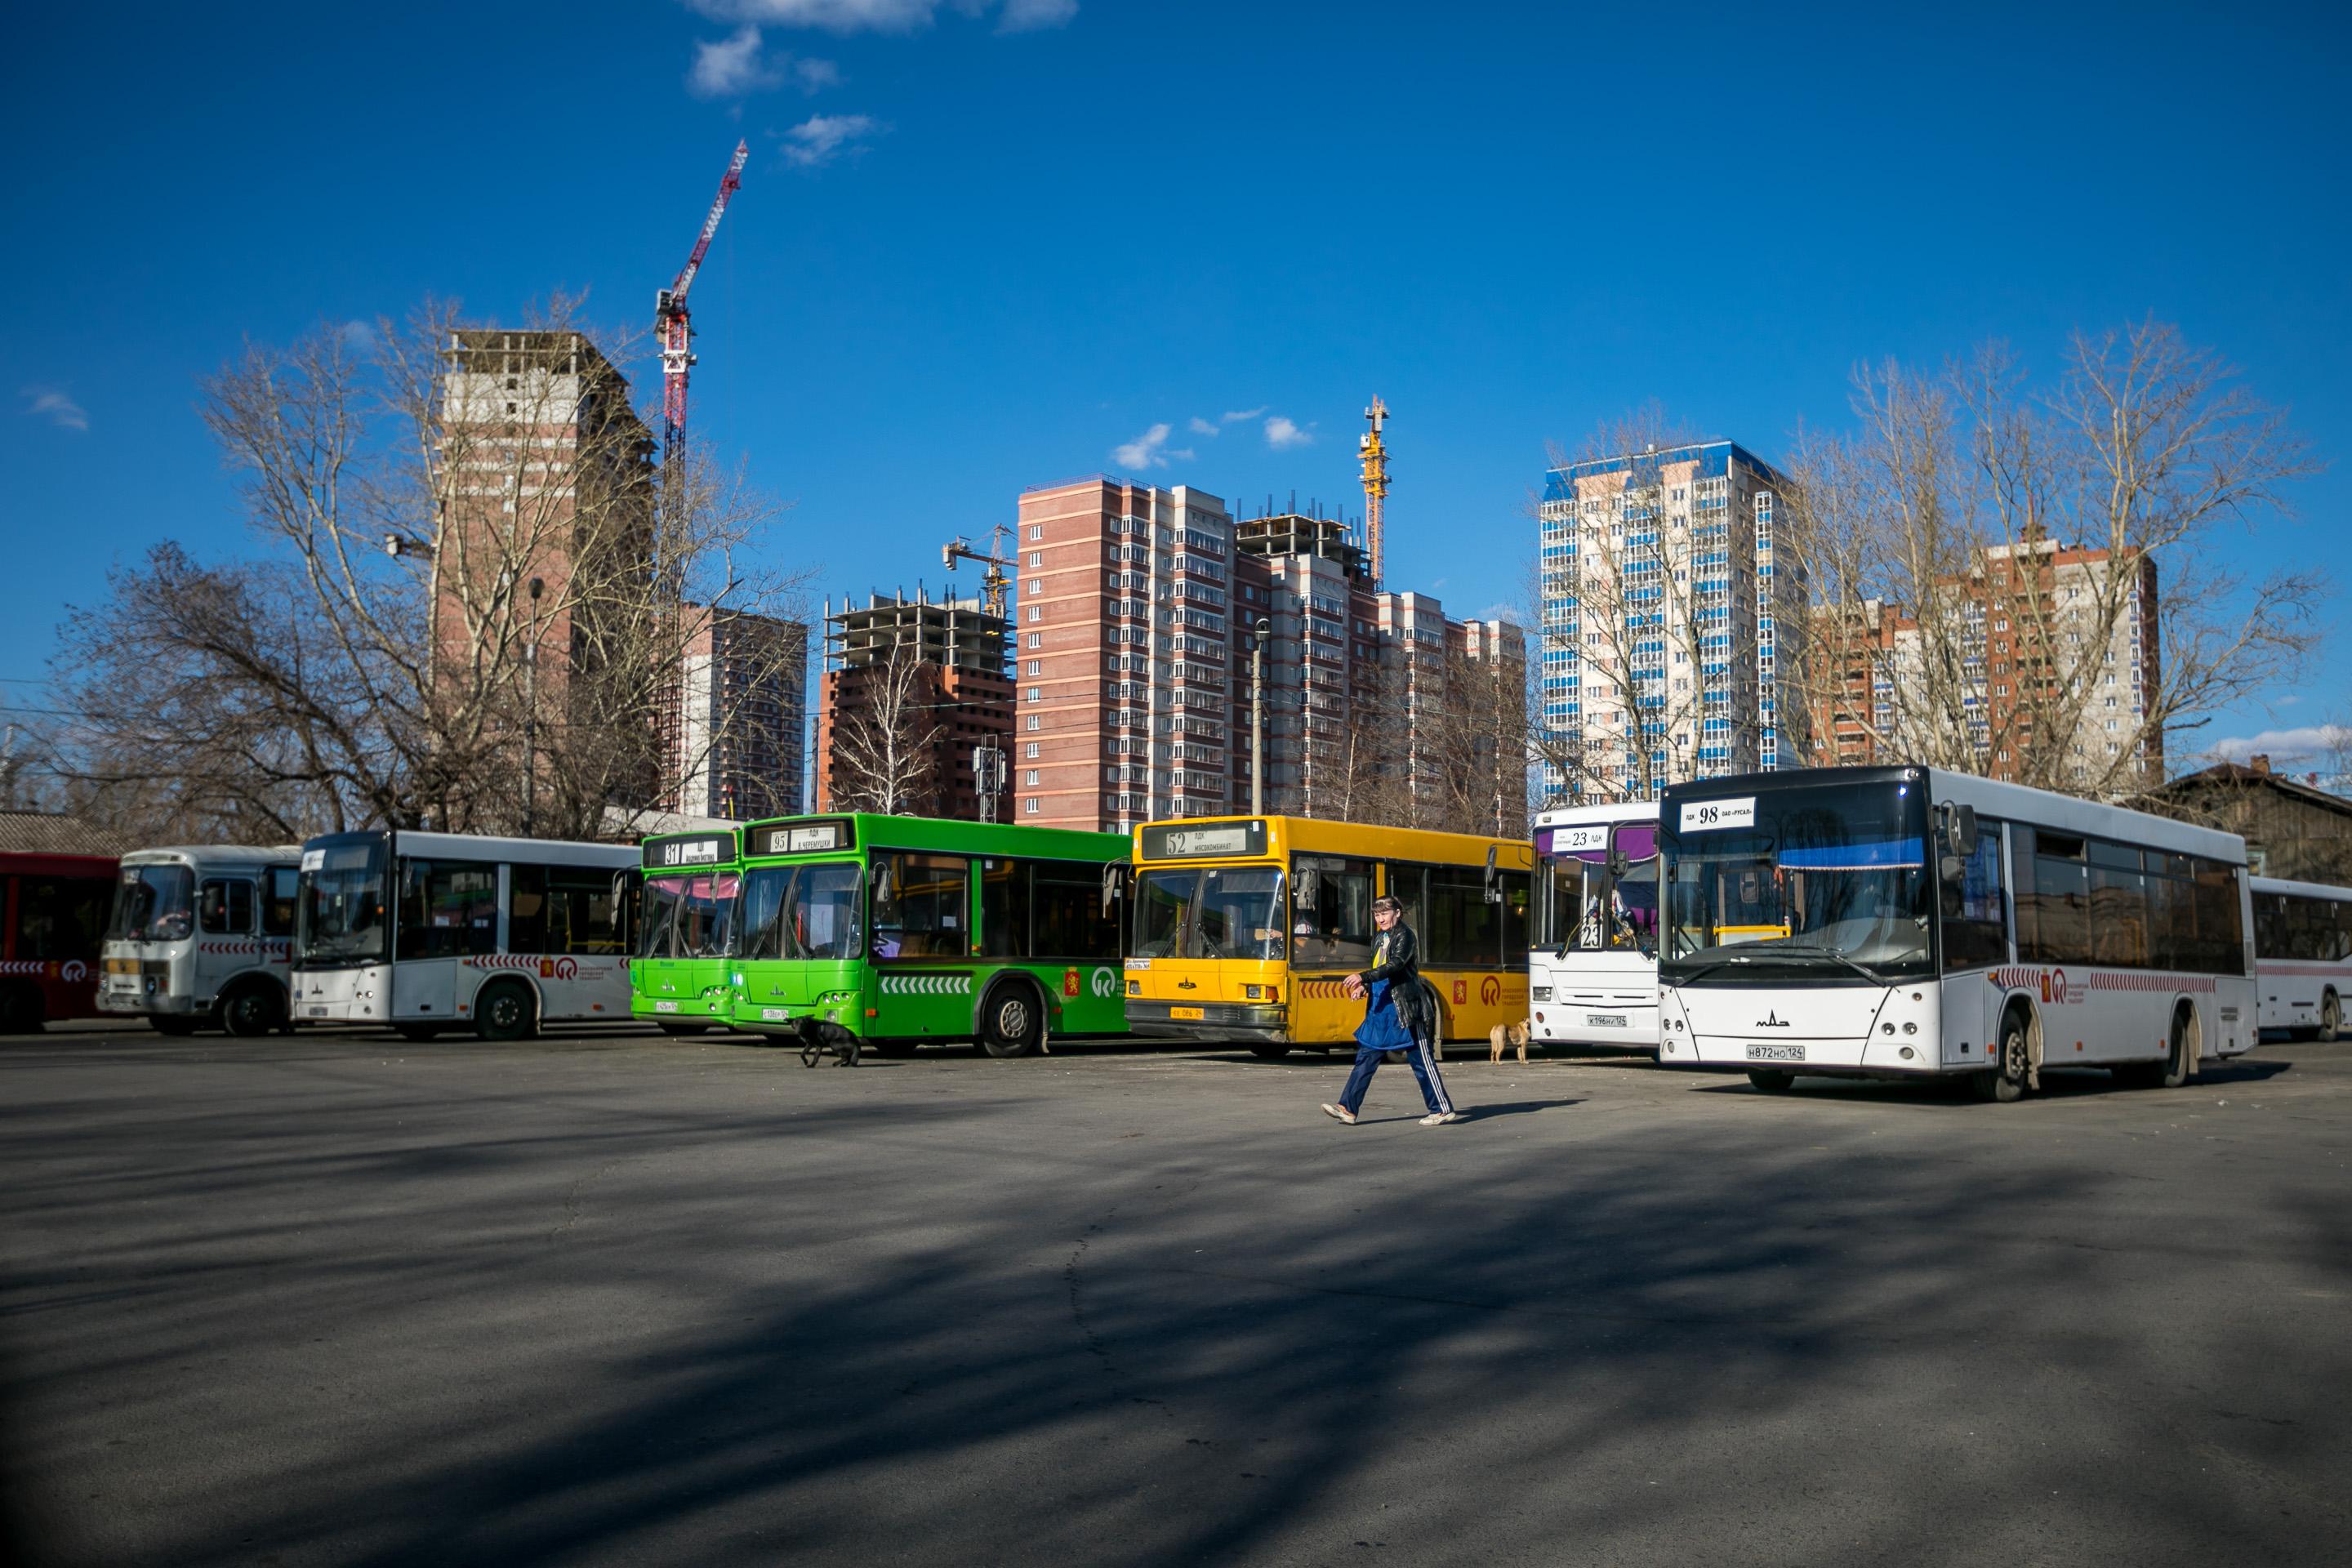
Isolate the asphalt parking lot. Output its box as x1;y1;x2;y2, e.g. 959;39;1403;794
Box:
2;1023;2347;1568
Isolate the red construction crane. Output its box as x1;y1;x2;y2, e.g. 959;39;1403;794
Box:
657;139;750;466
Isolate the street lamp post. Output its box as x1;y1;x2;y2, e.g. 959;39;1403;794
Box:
1250;617;1271;815
523;576;544;835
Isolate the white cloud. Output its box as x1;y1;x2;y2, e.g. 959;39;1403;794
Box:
691;25;838;96
1113;422;1174;470
781;112;886;165
1264;415;1313;450
1220;406;1266;422
2201;725;2352;764
686;0;1074;34
338;319;379;353
22;387;87;432
1187;416;1218;436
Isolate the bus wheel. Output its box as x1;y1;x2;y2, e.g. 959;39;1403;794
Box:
1248;1044;1293;1060
394;1022;443;1042
978;984;1043;1058
1981;1017;2030;1102
657;1022;711;1036
1746;1068;1794;1092
220;982;284;1039
2158;1007;2194;1089
2320;991;2341;1044
0;984;43;1034
474;982;537;1042
149;1015;199;1036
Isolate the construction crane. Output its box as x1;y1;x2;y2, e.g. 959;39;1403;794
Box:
1358;396;1390;588
656;139;750;467
941;522;1018;620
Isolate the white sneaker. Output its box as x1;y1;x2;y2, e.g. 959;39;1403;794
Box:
1419;1111;1463;1125
1321;1102;1357;1125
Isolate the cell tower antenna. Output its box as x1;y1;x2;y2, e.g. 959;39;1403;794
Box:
656;140;750;468
1358;396;1390;588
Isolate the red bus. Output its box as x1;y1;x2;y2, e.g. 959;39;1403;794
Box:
1;851;118;1032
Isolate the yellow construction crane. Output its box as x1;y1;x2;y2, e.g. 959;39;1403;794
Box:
941;522;1018;620
1358;396;1390;587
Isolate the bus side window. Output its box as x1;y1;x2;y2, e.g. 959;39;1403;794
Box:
1381;863;1427;938
263;868;299;938
871;853;969;960
198;880;255;936
981;859;1033;959
508;865;548;953
1034;863;1120;960
1424;866;1499;969
1500;870;1531;968
398;860;499;960
1940;823;2007;971
1294;855;1374;969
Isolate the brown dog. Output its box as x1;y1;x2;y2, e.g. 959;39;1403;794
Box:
1489;1019;1530;1063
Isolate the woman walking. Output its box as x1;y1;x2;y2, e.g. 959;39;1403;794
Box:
1321;894;1461;1126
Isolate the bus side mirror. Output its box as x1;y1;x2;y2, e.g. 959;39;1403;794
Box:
1101;864;1125;915
1606;848;1629;878
1940;854;1967;884
1944;804;1979;858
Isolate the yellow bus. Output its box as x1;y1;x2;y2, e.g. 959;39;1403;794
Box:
1124;815;1534;1058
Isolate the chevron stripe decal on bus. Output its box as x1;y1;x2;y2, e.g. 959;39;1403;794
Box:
880;973;975;997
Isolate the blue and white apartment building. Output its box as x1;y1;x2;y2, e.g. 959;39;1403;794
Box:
1536;439;1806;802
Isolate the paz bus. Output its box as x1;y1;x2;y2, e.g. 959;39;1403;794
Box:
0;848;115;1033
2249;875;2352;1040
728;813;1129;1060
99;844;303;1035
293;829;638;1040
1529;802;1660;1055
1655;764;2256;1101
1124;814;1533;1058
633;827;741;1035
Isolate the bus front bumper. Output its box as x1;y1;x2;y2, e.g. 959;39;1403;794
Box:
1530;1002;1659;1053
1126;998;1290;1043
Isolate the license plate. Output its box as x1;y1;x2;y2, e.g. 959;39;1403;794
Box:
654;1000;679;1013
307;1006;328;1018
761;1008;787;1021
1746;1042;1805;1062
1587;1013;1628;1028
1170;1005;1204;1021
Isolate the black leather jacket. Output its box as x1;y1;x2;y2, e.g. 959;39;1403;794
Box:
1357;922;1433;1038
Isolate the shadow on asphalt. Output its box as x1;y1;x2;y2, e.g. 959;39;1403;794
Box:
1686;1054;2296;1107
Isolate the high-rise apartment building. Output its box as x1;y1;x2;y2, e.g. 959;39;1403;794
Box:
1536;441;1802;803
666;606;808;821
816;590;1013;820
1015;481;1524;834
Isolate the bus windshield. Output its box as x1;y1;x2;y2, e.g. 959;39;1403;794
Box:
108;864;195;942
1537;822;1659;956
639;872;738;959
739;862;862;961
298;837;389;965
1132;866;1285;961
1662;782;1933;983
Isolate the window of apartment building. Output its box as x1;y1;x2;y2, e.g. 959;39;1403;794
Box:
1027;552;1042;568
1027;660;1041;676
1025;769;1040;786
1029;605;1041;621
1026;799;1040;815
1027;523;1043;541
1026;742;1039;759
1027;687;1041;703
1027;577;1042;595
1027;715;1040;731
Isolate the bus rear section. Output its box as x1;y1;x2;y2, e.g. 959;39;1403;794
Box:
2250;876;2352;1040
1125;816;1532;1057
293;830;636;1040
633;829;741;1035
1529;804;1660;1055
1657;766;2255;1101
729;814;1129;1059
0;850;115;1033
99;847;301;1036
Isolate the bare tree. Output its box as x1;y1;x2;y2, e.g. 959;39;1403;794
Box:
827;639;945;816
1428;640;1530;839
1789;320;2323;797
49;297;808;842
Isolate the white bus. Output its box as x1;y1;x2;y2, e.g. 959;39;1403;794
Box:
293;829;638;1040
1529;802;1661;1055
2250;875;2352;1040
1655;765;2256;1101
98;845;305;1036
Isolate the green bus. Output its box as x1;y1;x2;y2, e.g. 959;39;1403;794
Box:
730;813;1129;1059
632;828;740;1035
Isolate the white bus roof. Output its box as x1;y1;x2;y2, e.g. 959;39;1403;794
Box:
299;829;638;866
119;844;305;866
2250;875;2352;902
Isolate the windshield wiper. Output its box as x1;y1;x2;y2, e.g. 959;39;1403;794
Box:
1770;944;1892;987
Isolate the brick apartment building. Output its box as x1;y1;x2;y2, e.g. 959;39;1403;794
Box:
816;591;1013;820
1013;479;1522;835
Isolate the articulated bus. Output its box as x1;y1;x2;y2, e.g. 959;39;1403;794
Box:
1656;765;2255;1101
1529;802;1660;1055
633;828;741;1035
728;813;1129;1061
0;849;115;1033
100;844;303;1035
2250;876;2352;1040
294;829;638;1040
1125;815;1533;1058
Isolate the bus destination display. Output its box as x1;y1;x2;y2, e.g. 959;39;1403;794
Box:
749;820;855;858
644;833;731;870
1141;821;1266;861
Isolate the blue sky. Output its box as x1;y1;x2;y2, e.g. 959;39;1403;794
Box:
4;0;2348;768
